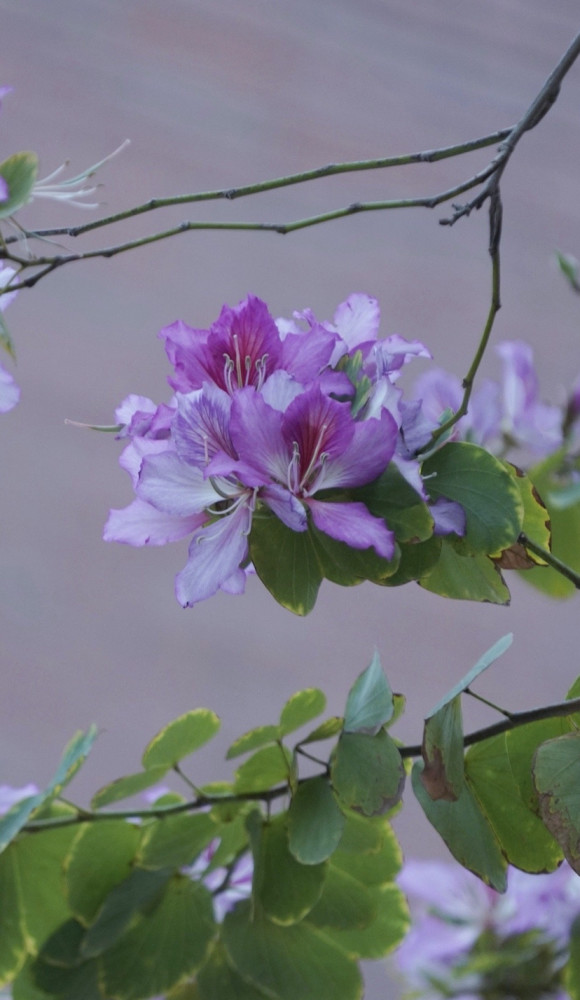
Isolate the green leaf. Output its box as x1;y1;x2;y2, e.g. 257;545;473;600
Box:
429;633;513;716
533;731;580;873
0;152;39;220
196;941;271;1000
306;866;376;931
138;812;216;870
500;464;550;565
0;726;97;853
565;916;580;1000
255;815;327;924
206;808;251;871
100;875;216;1000
506;718;573;813
354;464;434;542
422;442;523;553
222;901;363;1000
330;731;405;817
380;536;442;587
465;734;562;873
91;764;169;808
412;761;507;891
556;250;580;292
226;726;281;761
287;778;345;865
33;950;101;1000
521;452;580;598
65;821;141;924
0;310;15;361
250;509;323;615
419;538;511;604
318;883;409;959
234;745;292;794
343;651;393;735
299;717;343;746
280;689;326;736
335;811;385;856
333;820;402;887
81;866;171;958
142;709;220;769
0;822;78;986
420;695;464;802
309;523;400;586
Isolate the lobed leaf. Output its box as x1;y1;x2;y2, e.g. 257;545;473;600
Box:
343;651;393;735
287;778;345;865
330;730;405;817
142;709;220;770
422;442;523;553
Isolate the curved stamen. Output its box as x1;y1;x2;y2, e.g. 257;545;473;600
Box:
299;422;329;491
287;441;301;494
255;354;269;391
244;354;252;386
223;355;235;395
304;452;329;496
232;334;244;389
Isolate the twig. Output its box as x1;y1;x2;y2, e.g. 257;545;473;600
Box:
519;532;580;589
21;696;580;834
439;30;580;227
5;128;513;243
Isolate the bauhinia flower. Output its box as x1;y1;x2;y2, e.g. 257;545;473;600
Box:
105;293;464;608
160;294;339;397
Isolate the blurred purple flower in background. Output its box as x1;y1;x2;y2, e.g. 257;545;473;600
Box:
412;341;565;459
0;265;20;413
395;860;580;1000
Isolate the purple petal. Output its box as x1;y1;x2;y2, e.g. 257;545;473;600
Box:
316;411;398;491
138;451;219;516
175;501;252;607
333;293;380;355
0;266;19;311
159;318;211;393
0;177;8;203
104;498;204;546
173;385;235;467
372;334;431;378
119;437;173;488
279;323;336;382
0;363;19;413
430;497;466;536
307;499;394;559
261;484;307;531
261;370;306;411
210;295;283;392
229;388;289;487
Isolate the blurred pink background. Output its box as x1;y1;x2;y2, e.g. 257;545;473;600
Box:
2;3;580;995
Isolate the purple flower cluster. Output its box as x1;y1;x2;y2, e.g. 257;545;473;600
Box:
395;860;580;1000
106;293;440;607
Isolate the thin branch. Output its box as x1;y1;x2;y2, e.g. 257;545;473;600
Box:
440;30;580;227
418;190;502;452
400;695;580;759
7;128;513;243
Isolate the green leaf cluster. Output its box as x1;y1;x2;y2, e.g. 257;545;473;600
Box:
248;441;541;614
1;655;410;1000
413;639;580;890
